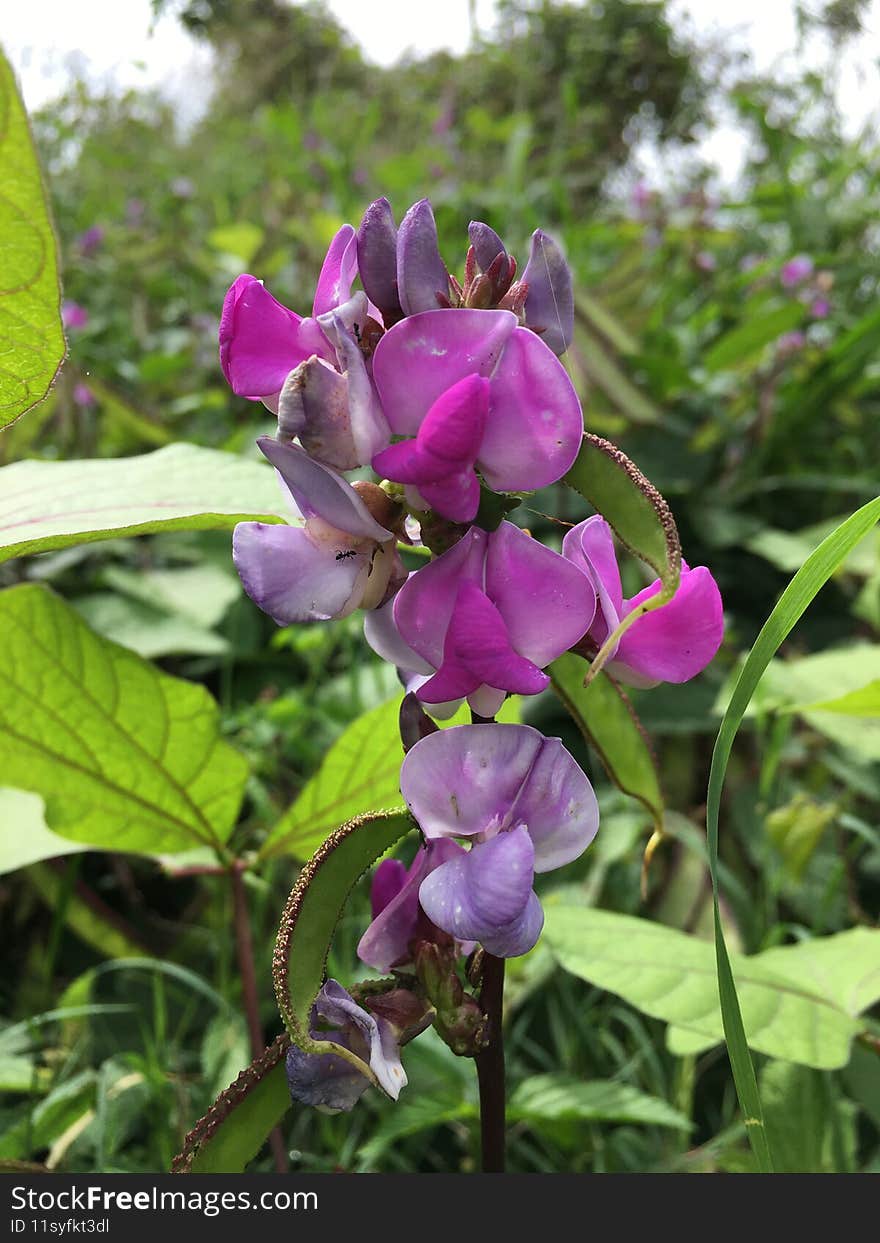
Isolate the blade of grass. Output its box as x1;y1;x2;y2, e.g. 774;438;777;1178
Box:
707;495;880;1172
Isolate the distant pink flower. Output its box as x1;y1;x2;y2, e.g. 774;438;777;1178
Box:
77;225;104;256
777;330;806;357
695;251;716;272
810;298;831;320
780;255;813;289
73;383;95;408
62;301;89;331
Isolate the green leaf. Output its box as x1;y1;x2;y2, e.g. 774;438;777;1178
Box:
509;1073;690;1130
0;51;65;430
273;810;414;1089
703;302;804;372
766;794;836;881
73;593;229;660
550;653;663;829
705;496;880;1170
571;324;662;426
261;694;520;861
760;1061;856;1174
0;444;286;564
563;433;680;589
101;564;241;629
0;584;248;855
0;1072;96;1162
0;788;87;875
544;906;880;1071
207;222;265;266
801;679;880;717
172;1036;290;1174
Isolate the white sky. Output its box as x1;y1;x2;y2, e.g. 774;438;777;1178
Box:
4;0;879;185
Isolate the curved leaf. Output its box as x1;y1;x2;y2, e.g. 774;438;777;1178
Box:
172;1036;290;1174
0;584;248;855
0;444;286;564
0;51;65;429
509;1073;690;1130
273;810;414;1088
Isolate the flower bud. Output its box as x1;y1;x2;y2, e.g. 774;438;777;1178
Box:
357;197;404;326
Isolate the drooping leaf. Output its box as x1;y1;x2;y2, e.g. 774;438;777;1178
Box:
799;679;880;717
273;811;414;1086
545;906;880;1071
550;653;663;829
0;788;87;875
509;1073;690;1130
0;50;65;429
261;694;520;861
172;1036;290;1174
0;444;286;564
705;496;880;1171
0;584;248;854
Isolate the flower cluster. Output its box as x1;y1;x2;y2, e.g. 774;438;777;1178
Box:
221;198;724;1109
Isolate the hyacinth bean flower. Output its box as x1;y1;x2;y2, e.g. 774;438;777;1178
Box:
400;724;599;957
233;437;404;624
357;197;449;323
219;224;360;403
562;515;724;687
358;839;470;974
370;308;583;522
365;520;595;718
467;221;574;356
285;979;431;1111
62;301;89;331
780;254;814;289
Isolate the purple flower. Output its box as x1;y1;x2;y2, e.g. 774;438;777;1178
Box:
358;839;470;974
777;330;806;357
219;224;359;403
780;255;814;289
520;229;574;356
233;438;404;624
370;309;583;520
695;250;716;272
396;199;450;317
170;176;196;199
562;515;724;687
810;297;830;320
73;383;96;408
400;723;599;957
357;197;403;326
62;301;89;331
365;521;595;718
77;225;104;256
285;979;427;1111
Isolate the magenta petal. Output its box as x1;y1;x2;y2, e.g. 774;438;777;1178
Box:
373;309;517;435
417;470;481;523
419;374;489;465
322;310;390;462
372;439;432;485
437;581;548;696
479;327;583;490
486;522;595;667
364;592;434;676
562;516;623;644
393;527;488;667
219;275;305;399
312;224;358;317
232;522;367;624
358;840;465;973
418;659;482;704
615;565;724;684
370;858;407;918
257;438;390;542
507;735;599;872
521;228;574;356
396;199;449;316
418;827;535;944
400;723;550;840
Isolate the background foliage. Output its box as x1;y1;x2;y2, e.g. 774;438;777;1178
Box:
1;0;878;1174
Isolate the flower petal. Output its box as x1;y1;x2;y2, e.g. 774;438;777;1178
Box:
507;735;599;871
321;307;390;463
521;229;574;356
468;220;507;273
393;527;487;667
396;199;449;316
277;356;360;472
364;591;435;676
419;373;490;465
486;522;595;667
373;309;517;435
370;858;407;918
478;890;544;958
562;516;623;642
400;722;548;840
257;438;390;542
357;197;402;324
219;275;332;399
316;979;406;1101
285;1041;370;1112
232;521;368;623
418;827;535;943
615;565;724;684
312;224;358;317
479;326;583;490
417;470;481;523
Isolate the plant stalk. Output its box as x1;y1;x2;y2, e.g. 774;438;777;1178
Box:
230;862;289;1174
474;952;506;1172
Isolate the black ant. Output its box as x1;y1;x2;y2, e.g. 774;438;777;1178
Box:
335;550;358;561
